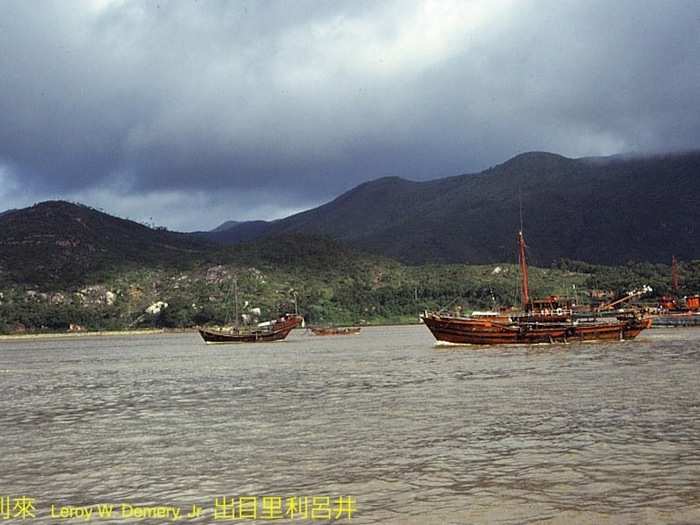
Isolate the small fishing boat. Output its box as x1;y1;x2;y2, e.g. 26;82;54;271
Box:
199;314;303;343
198;277;303;343
309;326;361;336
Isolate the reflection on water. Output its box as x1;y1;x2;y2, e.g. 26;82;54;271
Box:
1;326;699;524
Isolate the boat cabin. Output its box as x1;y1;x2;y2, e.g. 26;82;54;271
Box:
525;295;574;316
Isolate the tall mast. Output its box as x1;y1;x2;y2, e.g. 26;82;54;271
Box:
672;255;679;293
233;277;240;328
518;230;530;307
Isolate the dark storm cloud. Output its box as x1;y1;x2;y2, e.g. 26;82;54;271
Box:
1;0;699;229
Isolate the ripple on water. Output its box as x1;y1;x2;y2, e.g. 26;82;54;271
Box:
1;327;700;524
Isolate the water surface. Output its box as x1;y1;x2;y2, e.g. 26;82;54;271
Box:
1;326;699;524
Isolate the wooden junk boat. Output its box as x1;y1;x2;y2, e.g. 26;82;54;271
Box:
198;314;303;344
421;231;652;345
198;278;303;343
309;326;361;336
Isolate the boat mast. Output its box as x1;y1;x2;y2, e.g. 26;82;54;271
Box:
672;255;679;293
518;230;530;308
233;277;240;328
517;189;530;309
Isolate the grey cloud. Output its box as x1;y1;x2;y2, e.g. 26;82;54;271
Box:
1;0;698;228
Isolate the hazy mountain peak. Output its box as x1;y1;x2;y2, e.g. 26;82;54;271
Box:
211;220;240;232
498;151;573;170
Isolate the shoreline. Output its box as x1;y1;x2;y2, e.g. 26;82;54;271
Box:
0;328;175;341
0;322;425;341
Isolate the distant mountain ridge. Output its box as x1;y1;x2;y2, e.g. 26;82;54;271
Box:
0;201;377;288
196;220;273;244
2;150;699;288
0;201;216;286
202;150;700;265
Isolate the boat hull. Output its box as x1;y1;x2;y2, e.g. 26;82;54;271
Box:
198;315;303;344
421;313;651;345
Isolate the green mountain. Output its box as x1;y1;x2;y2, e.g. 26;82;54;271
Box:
205;150;700;266
0;201;215;287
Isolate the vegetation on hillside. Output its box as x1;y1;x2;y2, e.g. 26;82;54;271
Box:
1;199;699;334
2;233;697;334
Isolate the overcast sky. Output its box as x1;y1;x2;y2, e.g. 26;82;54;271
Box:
1;0;699;230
